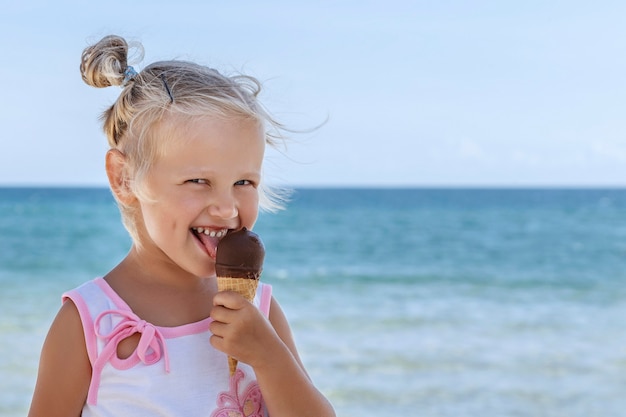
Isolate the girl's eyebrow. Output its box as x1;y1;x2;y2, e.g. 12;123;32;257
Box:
179;168;261;179
179;168;215;177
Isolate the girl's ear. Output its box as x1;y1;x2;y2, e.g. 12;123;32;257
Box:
105;149;136;205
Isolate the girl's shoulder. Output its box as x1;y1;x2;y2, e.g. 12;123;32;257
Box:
28;293;92;416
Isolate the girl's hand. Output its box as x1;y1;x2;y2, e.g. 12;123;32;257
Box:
209;291;279;369
211;293;336;417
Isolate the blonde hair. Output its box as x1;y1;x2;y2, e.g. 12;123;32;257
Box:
80;35;286;243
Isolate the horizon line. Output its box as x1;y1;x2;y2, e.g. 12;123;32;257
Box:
1;184;626;190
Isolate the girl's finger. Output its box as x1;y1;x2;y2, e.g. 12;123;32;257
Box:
210;305;235;324
213;290;248;309
209;320;228;337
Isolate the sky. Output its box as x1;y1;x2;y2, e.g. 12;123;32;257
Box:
1;0;626;187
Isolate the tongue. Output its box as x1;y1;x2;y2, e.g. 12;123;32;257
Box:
196;232;220;258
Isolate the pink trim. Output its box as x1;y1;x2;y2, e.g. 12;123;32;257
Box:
93;278;128;309
93;278;213;338
259;284;272;317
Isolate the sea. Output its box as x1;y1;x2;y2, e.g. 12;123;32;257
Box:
1;187;626;417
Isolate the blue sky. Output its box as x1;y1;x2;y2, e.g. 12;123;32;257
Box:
1;1;626;187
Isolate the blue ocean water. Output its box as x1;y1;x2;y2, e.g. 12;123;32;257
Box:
2;187;626;416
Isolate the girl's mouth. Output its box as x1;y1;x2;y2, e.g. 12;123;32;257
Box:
191;227;229;258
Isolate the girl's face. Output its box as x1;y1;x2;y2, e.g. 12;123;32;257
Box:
135;115;265;278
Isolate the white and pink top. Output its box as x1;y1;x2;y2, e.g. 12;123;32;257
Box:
63;278;272;417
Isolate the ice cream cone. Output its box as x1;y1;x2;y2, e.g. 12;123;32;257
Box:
214;228;264;376
216;276;259;303
216;276;259;375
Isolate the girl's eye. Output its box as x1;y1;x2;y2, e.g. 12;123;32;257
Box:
187;179;208;185
234;180;252;186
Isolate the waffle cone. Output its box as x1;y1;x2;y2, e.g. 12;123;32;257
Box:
216;276;260;375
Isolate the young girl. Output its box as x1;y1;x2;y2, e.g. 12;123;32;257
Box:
28;35;335;417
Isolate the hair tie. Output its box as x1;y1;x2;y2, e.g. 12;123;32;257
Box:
123;66;138;86
160;73;174;103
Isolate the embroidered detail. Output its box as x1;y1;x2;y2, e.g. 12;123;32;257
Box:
211;369;265;417
87;309;170;405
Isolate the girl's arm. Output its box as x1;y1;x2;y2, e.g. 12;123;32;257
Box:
257;297;336;417
28;300;91;417
210;293;335;417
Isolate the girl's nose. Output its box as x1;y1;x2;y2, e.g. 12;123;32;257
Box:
207;191;238;219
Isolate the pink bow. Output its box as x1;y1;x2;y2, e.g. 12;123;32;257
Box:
87;309;170;405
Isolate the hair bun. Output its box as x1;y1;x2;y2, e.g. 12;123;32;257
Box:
80;35;136;88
